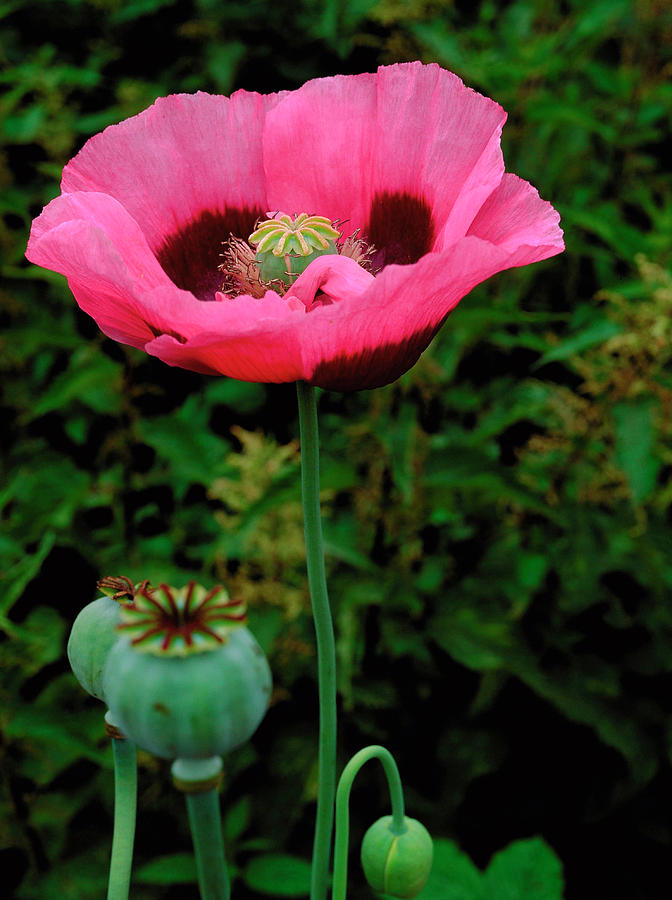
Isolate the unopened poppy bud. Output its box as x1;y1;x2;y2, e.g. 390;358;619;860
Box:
67;576;144;702
361;815;433;899
249;212;338;285
103;582;272;760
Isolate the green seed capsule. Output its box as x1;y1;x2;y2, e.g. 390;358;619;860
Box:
255;243;337;285
102;582;272;759
361;816;433;899
67;594;121;701
249;212;340;286
67;576;147;702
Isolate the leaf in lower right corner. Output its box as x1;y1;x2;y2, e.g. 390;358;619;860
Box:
414;838;485;900
482;837;564;900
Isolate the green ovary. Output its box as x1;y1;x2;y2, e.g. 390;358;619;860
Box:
249;213;340;286
68;594;123;702
103;627;272;759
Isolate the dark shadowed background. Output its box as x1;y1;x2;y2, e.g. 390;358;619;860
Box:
1;1;671;897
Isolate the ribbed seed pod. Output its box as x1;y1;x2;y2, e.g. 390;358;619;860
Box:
67;576;143;702
249;212;339;285
255;243;338;284
102;582;272;759
361;815;433;899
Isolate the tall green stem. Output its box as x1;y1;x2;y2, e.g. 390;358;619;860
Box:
296;381;337;900
107;730;137;900
332;745;406;900
185;789;230;900
172;757;230;900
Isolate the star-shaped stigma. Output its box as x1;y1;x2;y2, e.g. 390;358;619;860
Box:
117;582;247;656
249;213;340;257
98;574;151;603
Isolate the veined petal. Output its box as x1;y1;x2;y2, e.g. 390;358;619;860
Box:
467;173;565;255
263;62;507;264
61;91;282;253
145;303;306;383
27;217;158;349
60;91;283;301
286;254;375;310
299;231;565;391
27;191;170;290
142;227;563;391
141;258;369;381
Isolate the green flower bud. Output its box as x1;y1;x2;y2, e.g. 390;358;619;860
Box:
249;213;339;286
67;576;143;701
361;816;433;899
102;582;272;759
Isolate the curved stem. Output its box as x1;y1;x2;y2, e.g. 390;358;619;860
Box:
296;381;337;900
332;745;407;900
185;789;230;900
107;731;137;900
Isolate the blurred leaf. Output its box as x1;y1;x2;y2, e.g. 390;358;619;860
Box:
533;319;623;367
15;851;108;900
109;0;179;24
28;348;122;418
432;603;657;784
10;606;67;673
415;838;483;900
483;837;564;900
223;794;252;843
0;530;56;617
5;702;109;779
243;853;312;896
134;853;198;885
138;394;231;488
612;401;659;504
412;836;563;900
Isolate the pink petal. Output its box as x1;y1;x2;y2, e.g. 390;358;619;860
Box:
467;173;564;256
28;191;169;289
27;220;156;349
26;191;186;348
143;256;370;381
145;294;306;382
146;328;305;383
286;253;375;310
60;91;283;292
263;62;507;261
142;223;564;391
298;229;564;390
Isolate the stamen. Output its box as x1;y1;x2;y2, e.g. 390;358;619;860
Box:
338;228;378;273
219;236;267;298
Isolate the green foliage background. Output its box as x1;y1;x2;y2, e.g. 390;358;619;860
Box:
2;0;671;897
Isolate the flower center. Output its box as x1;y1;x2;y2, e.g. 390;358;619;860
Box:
117;582;247;656
219;213;375;299
248;213;340;286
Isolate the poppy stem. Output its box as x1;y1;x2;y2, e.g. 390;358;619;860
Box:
296;381;337;900
172;757;229;899
184;788;230;900
107;729;137;900
332;745;406;900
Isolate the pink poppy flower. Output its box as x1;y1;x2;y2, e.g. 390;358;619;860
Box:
26;62;564;391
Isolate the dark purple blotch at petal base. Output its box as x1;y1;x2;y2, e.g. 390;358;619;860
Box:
364;192;435;269
310;322;438;391
157;206;264;301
